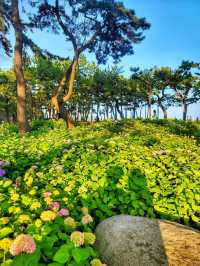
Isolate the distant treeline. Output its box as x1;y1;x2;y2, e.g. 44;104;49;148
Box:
1;56;200;123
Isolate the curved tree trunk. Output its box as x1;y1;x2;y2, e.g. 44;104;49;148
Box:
11;0;27;134
51;57;78;128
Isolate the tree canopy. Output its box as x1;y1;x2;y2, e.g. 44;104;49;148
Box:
34;0;150;63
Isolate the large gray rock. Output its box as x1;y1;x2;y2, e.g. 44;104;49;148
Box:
95;215;200;266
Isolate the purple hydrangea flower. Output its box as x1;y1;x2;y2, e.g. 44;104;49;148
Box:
0;169;6;177
58;208;69;217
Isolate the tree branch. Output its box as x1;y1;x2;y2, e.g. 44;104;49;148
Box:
55;0;77;52
22;33;67;60
79;28;100;53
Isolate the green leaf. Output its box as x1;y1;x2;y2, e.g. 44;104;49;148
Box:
192;215;200;223
47;263;64;266
68;262;90;266
3;180;12;188
68;262;86;266
41;224;53;236
42;235;58;251
53;243;73;263
57;232;68;241
12;248;40;266
0;201;10;212
2;259;13;266
0;227;13;238
72;247;92;263
41;235;58;258
12;255;26;266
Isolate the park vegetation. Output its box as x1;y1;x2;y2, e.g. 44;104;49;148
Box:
0;119;200;265
0;0;200;265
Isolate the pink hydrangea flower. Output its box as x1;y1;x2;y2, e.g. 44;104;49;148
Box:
58;208;69;217
81;214;93;225
42;192;52;198
10;234;36;256
0;161;6;167
0;161;9;168
48;201;60;211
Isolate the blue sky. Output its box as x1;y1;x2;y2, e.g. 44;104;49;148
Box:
1;0;200;119
121;0;200;71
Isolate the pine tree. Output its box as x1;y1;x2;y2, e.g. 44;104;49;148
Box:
34;0;150;127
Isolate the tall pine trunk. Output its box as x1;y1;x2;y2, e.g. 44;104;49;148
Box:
147;88;152;119
11;0;27;134
115;99;124;119
133;107;136;119
147;97;152;119
90;102;93;122
183;101;187;121
96;101;100;121
159;102;167;119
105;104;109;120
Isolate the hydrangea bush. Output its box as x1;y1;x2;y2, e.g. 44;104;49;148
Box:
0;119;199;265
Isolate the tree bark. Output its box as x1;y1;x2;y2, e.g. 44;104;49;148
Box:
140;108;142;119
144;104;147;119
105;104;109;120
115;99;124;119
183;101;187;121
11;0;27;134
90;103;93;122
147;96;152;119
66;110;74;129
51;57;78;128
133;107;136;119
158;102;167;119
125;108;127;119
114;105;117;120
63;58;78;103
96;101;100;121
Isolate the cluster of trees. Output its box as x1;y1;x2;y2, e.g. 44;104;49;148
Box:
0;1;199;134
0;0;150;133
1;55;200;124
131;61;200;121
